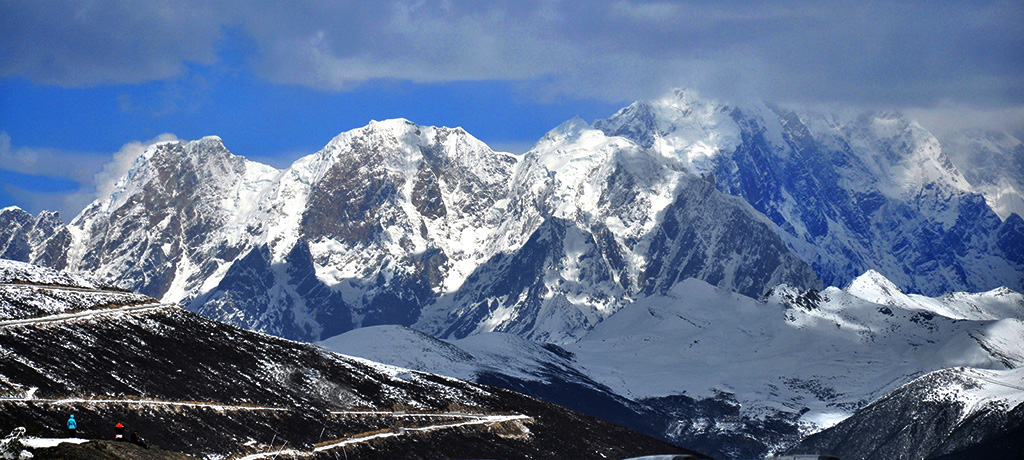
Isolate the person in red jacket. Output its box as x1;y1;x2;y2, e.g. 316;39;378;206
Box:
114;422;125;441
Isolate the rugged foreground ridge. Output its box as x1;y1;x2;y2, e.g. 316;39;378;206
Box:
0;259;703;460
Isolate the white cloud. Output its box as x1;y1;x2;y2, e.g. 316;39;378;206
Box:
905;105;1024;142
93;133;178;199
3;1;1020;112
1;132;178;219
1;184;95;221
0;131;107;184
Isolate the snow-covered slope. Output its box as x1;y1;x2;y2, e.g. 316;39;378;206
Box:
1;259;156;320
0;258;96;288
323;325;592;387
595;90;1024;295
576;274;1022;404
323;271;1024;458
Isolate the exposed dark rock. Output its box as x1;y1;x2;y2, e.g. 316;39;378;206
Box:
192;242;354;341
0;208;70;270
642;176;821;297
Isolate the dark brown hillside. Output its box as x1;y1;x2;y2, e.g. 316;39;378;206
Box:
0;267;708;460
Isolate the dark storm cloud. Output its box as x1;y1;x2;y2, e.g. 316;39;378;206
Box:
2;0;1021;107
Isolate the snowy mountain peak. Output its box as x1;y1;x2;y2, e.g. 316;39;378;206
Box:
351;117;424;142
197;134;224;144
592;102;656;146
844;269;907;303
1;207;73;270
76;136;275;222
368;117;416;128
538;116;591;147
319;118;498;169
596;88;741;175
664;87;710;110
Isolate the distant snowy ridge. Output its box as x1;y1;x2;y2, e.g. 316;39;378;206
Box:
942;129;1024;220
0;207;72;271
323;269;1024;458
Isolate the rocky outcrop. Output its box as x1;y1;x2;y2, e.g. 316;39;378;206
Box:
66;136;280;301
790;367;1024;460
0;207;71;271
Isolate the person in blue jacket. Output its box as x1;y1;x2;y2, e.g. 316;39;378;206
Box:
67;414;77;437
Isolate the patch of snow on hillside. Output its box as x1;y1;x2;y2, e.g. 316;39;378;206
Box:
0;259;96;287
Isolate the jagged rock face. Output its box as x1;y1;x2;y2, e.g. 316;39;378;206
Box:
415;118;819;342
0;208;70;270
427;217;624;342
641;176;819;297
595;91;1024;295
276;120;519;331
190;117;818;342
0;208;33;262
194;241;353;342
301;121;516;245
0;116;821;343
67;137;280;302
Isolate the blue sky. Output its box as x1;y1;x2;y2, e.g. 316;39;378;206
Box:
2;1;1022;218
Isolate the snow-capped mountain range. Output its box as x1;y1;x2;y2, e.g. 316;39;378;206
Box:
5;89;1019;344
595;90;1022;296
2;87;1022;458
